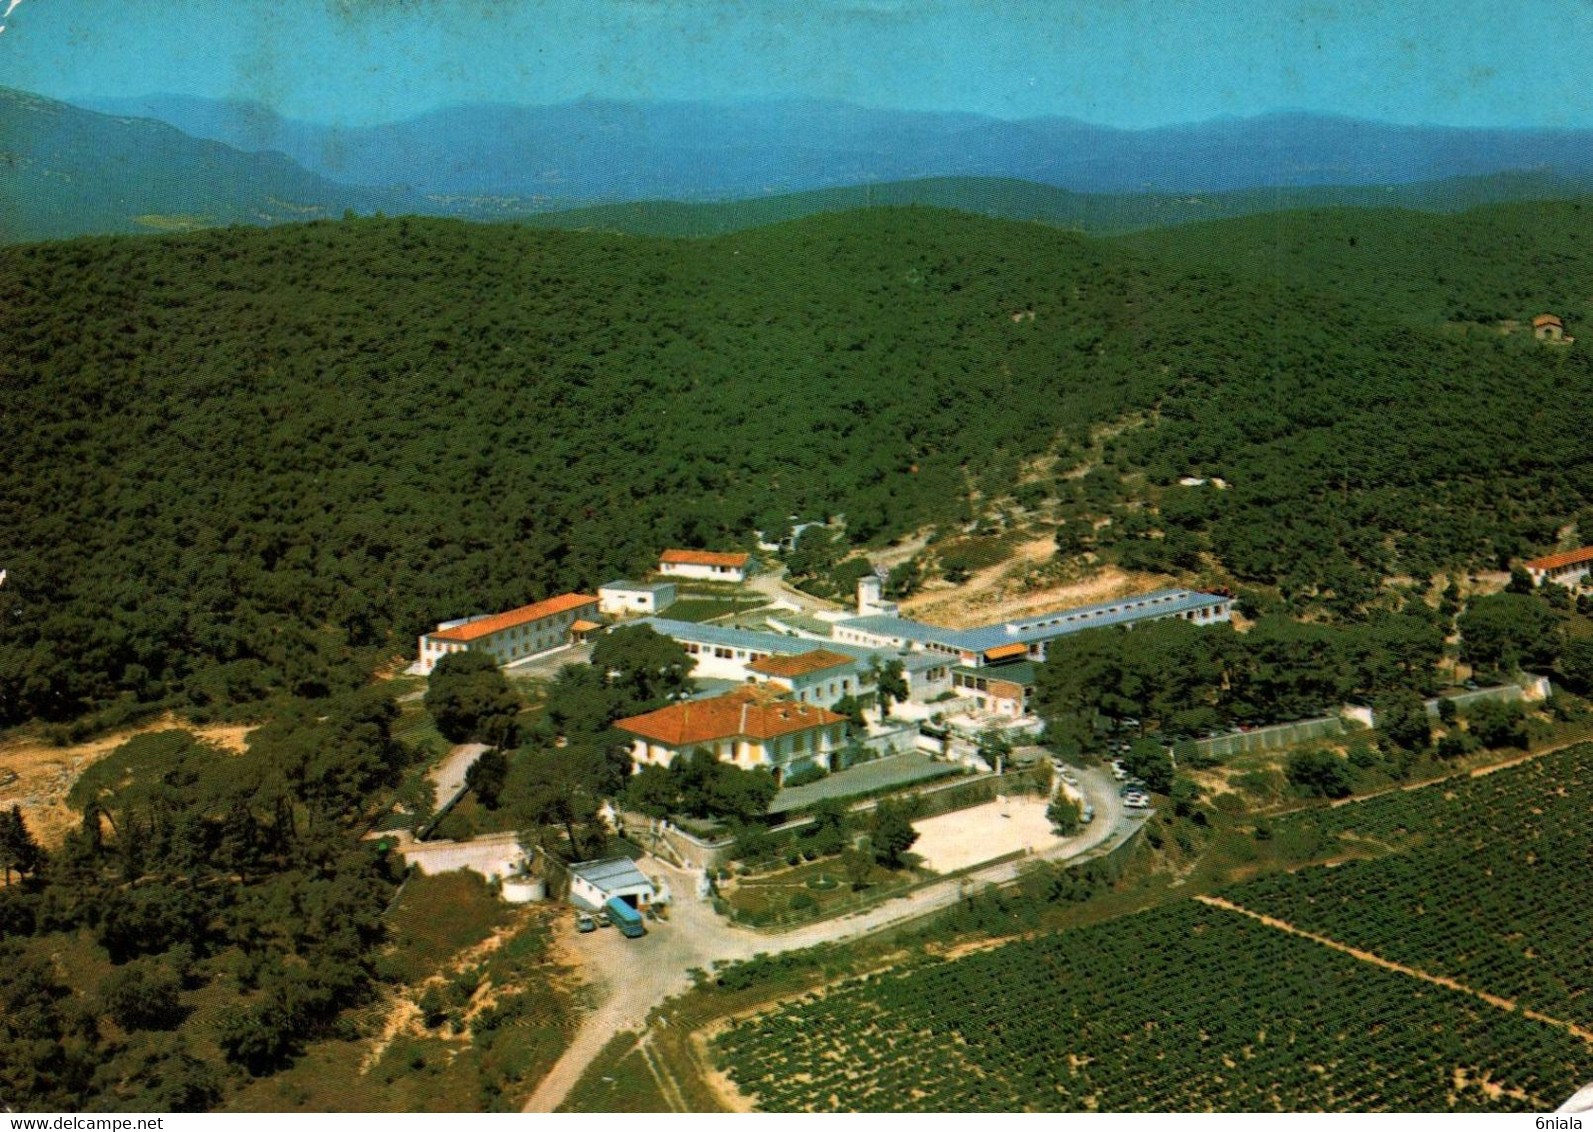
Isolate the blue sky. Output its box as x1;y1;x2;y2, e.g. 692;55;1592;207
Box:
4;0;1592;128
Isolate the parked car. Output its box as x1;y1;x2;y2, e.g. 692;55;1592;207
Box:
1081;804;1095;824
1123;793;1151;809
596;910;612;928
576;913;596;934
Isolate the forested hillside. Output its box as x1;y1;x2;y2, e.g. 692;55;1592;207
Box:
2;202;1591;724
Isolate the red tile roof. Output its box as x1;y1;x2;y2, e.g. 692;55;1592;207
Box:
1524;546;1593;571
747;650;856;678
659;549;750;569
429;593;599;643
1533;314;1564;328
615;687;844;748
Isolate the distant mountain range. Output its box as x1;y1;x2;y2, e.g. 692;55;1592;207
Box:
7;85;1593;244
0;87;419;242
78;92;1593;198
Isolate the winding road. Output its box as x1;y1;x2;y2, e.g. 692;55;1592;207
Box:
523;765;1136;1112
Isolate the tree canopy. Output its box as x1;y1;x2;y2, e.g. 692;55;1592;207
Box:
4;203;1591;726
424;651;521;745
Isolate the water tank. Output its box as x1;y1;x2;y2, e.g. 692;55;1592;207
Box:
501;877;546;904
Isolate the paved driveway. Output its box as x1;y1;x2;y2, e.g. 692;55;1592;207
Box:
504;642;594;681
744;566;845;614
428;742;489;811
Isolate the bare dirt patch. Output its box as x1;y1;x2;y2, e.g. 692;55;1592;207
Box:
692;1024;758;1112
910;796;1060;874
0;715;253;847
901;557;1176;630
1453;1066;1532;1104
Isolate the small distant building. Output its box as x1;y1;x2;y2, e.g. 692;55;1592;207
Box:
756;519;827;554
1533;314;1574;344
1524;546;1593;589
567;857;658;911
856;574;899;617
414;593;600;675
599;580;677;617
748;649;865;708
614;686;847;783
658;549;751;583
950;661;1039;717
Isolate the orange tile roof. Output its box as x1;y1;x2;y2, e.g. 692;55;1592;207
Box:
983;643;1029;661
429;593;599;643
1533;314;1564;328
747;649;856;679
659;548;750;569
615;687;844;748
1524;546;1593;571
570;619;602;633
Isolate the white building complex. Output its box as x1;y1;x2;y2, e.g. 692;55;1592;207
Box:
746;649;868;709
657;548;751;583
831;585;1233;667
615;685;848;782
1524;547;1593;589
598;579;678;616
567;857;659;912
413;592;601;675
631;617;952;700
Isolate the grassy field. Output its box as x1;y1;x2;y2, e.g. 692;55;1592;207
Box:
722;855;914;922
661;597;769;623
557;1032;675;1113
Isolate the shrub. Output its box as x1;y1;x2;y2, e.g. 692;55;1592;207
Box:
1285;748;1354;799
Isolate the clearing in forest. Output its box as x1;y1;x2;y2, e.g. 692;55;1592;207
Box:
0;715;253;846
900;558;1175;630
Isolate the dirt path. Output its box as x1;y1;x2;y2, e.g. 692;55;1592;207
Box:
1326;735;1590;810
636;1034;692;1112
428;742;489;812
744;566;845;614
1194;896;1593;1045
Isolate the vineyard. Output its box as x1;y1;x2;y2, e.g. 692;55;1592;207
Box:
711;744;1593;1112
1227;743;1593;1030
713;901;1591;1112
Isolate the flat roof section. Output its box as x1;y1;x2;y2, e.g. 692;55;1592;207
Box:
568;857;654;891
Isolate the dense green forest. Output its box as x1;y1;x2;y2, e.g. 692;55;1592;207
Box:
2;201;1591;724
512;171;1593;240
0;692;412;1108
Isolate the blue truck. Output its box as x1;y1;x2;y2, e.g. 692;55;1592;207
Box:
605;896;646;939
